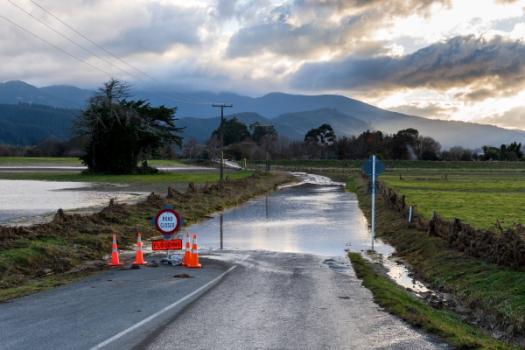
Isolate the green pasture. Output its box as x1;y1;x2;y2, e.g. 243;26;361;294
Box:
381;171;525;230
0;170;251;184
0;157;186;167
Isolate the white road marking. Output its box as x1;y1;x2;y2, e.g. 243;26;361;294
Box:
90;265;238;349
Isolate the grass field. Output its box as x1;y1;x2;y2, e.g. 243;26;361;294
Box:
381;171;525;230
251;159;525;170
0;156;187;167
0;170;251;184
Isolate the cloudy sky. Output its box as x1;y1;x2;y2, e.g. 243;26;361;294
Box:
1;0;525;129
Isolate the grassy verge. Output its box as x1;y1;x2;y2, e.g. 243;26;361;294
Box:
350;172;525;346
0;171;294;301
349;253;516;349
0;170;250;184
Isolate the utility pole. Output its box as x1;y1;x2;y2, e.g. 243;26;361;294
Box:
212;103;233;188
371;154;376;251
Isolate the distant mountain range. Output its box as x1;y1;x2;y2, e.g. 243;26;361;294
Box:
0;104;78;145
1;80;524;148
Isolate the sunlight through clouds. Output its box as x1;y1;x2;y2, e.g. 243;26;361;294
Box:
0;0;524;128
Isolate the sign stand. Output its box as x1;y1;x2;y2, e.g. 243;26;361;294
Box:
362;155;385;251
150;206;184;265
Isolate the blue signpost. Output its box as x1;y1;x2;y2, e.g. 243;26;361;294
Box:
362;155;385;250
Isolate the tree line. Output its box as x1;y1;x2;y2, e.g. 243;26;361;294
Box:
180;118;523;162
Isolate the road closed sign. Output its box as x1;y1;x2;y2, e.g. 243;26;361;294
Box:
155;208;181;238
152;239;183;251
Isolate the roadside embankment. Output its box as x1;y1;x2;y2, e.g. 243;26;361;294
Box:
351;172;525;348
0;171;294;301
348;252;515;349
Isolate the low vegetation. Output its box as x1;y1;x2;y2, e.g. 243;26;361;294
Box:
0;171;293;301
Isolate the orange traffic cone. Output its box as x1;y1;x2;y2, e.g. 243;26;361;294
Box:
133;232;146;266
108;233;123;267
187;234;202;268
182;232;192;266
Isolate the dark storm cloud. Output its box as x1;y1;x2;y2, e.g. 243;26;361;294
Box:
291;35;525;92
106;2;206;54
226;0;450;58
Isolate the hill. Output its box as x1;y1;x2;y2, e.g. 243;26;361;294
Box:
178;109;369;142
1;81;525;148
0;81;93;109
0;104;79;145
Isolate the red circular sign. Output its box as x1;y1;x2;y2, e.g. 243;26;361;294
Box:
155;209;181;235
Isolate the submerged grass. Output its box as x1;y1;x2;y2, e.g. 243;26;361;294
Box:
349;253;517;349
0;171;294;301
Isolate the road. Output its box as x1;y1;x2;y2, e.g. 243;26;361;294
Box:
142;251;447;350
0;258;232;350
0;251;448;349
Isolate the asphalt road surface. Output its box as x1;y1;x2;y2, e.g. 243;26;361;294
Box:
142;251;448;350
0;257;232;350
0;254;450;350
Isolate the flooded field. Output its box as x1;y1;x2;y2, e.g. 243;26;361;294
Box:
0;179;146;225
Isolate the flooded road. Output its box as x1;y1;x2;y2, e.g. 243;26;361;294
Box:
193;173;387;256
0;180;146;225
188;173;428;293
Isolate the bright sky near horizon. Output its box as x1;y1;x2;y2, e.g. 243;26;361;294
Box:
1;0;525;129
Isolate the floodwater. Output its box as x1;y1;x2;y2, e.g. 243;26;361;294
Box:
187;172;428;293
0;180;146;225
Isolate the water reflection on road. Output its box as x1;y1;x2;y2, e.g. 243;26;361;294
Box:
192;173;390;256
190;173;429;293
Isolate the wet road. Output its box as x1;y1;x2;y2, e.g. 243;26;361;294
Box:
144;252;447;350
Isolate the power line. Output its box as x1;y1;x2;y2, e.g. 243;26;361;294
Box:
7;0;141;81
28;0;211;106
0;14;112;77
29;0;146;78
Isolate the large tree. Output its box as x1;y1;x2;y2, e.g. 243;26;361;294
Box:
211;117;251;146
76;79;183;174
